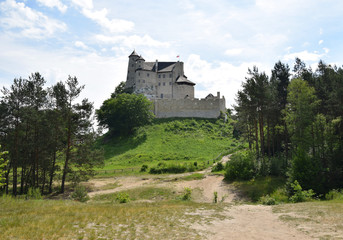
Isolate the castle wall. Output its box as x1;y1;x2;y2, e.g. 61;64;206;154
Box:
153;97;226;118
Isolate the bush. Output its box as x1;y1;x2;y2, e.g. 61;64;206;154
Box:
213;191;218;203
225;151;256;181
289;180;314;203
71;185;90;202
116;192;130;203
325;189;343;200
149;162;190;174
26;188;42;200
140;164;148;172
259;195;276;205
182;187;192;201
212;162;224;172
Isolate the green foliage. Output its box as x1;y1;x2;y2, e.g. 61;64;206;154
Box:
149;162;193;174
0;146;8;187
259;195;276;205
96;118;236;175
232;176;286;202
140;164;148;172
211;162;224;172
96;93;154;135
213;191;218;203
116;192;130;203
182;187;192;201
71;185;90;202
289;180;315;203
225;151;256;181
325;189;343;201
25;188;42;200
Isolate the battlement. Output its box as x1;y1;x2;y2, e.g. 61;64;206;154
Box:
153;96;226;119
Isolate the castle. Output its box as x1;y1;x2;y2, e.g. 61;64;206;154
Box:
124;50;226;118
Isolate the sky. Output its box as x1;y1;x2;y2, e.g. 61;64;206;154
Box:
1;0;343;110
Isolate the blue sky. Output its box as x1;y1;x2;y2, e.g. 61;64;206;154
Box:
1;0;343;109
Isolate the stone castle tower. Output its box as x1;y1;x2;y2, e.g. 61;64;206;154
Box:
124;50;226;119
124;50;195;99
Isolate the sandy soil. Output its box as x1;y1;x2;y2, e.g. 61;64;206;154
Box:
86;155;316;239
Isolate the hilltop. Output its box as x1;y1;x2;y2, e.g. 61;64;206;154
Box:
95;118;241;176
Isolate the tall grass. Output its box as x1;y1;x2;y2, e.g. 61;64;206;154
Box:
96;118;239;175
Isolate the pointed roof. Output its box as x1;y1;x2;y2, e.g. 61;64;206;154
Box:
129;50;139;57
136;55;145;61
176;75;195;86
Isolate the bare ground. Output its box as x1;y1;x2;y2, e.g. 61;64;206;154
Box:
85;155;316;239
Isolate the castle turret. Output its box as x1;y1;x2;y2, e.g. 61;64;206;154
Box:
125;50;140;90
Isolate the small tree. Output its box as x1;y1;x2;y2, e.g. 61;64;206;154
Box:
96;93;154;135
0;146;8;187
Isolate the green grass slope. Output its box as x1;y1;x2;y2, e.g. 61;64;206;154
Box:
96;118;241;175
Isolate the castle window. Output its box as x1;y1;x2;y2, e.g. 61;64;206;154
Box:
139;65;141;68
131;64;134;67
169;82;172;85
169;74;172;78
143;80;145;83
163;82;165;86
158;74;161;78
158;82;161;86
161;94;164;98
147;73;150;77
138;72;140;76
163;74;165;78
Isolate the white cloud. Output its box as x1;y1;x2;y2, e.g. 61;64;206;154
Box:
82;8;134;33
319;40;323;45
225;48;243;56
36;0;67;13
283;50;323;62
0;0;66;39
74;41;88;49
95;34;170;48
185;54;262;107
71;0;93;10
323;48;330;54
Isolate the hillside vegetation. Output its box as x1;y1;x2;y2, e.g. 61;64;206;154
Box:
96;118;241;175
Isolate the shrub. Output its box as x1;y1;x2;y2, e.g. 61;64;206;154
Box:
182;187;192;201
325;189;343;200
259;195;276;205
225;151;256;181
71;185;90;202
116;193;130;203
289;180;314;203
140;164;148;172
26;188;42;200
213;191;218;203
212;162;224;172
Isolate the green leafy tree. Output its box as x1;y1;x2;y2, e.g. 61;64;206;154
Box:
0;146;8;187
96;93;154;135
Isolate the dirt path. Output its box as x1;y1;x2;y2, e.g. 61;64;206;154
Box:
193;205;313;240
85;154;314;239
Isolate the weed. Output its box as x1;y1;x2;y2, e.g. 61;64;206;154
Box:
213;191;218;203
259;195;276;205
26;188;42;200
289;180;314;203
182;187;192;201
71;185;90;202
115;193;130;203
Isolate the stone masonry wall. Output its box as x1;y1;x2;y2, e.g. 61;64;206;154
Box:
153;97;226;118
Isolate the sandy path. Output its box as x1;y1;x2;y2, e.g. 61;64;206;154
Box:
193;205;313;240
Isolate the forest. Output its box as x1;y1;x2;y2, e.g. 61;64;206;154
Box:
0;73;103;195
233;58;343;195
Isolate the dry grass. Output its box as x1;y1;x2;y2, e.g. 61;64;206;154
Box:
0;196;229;240
273;200;343;239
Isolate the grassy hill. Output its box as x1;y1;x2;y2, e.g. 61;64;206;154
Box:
96;118;242;176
